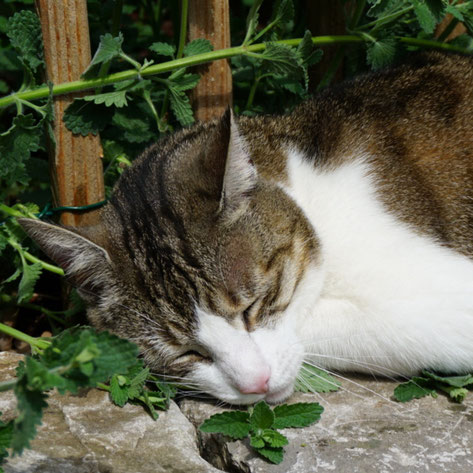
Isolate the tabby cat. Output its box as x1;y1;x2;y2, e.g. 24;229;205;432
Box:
20;52;473;404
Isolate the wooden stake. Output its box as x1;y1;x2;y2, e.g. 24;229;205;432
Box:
35;0;105;226
188;0;232;121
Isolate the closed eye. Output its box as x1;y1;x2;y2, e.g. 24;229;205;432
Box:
242;300;257;331
177;347;212;362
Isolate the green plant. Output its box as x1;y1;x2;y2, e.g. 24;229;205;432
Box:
200;400;323;464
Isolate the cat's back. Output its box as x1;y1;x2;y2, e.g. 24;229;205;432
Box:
239;52;473;257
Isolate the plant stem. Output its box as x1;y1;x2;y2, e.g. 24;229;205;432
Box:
349;0;367;30
7;239;64;276
0;34;470;111
176;0;189;59
0;322;50;351
357;6;414;32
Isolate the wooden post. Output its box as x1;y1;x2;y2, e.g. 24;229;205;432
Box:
35;0;105;227
188;0;232;121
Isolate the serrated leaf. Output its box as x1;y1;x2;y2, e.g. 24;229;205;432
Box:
64;100;113;136
366;38;397;70
261;429;288;447
17;261;42;303
128;367;150;399
6;10;44;72
412;0;437;34
393;377;436;402
250;401;274;430
273;0;295;27
110;375;129;406
295;364;341;393
0;418;13;464
244;0;264;44
82;33;124;79
83;90;128;108
256;446;284;464
111;106;155;143
24;357;67;392
250;434;265;448
445;4;464;21
11;376;48;455
273;402;324;429
171;73;201;92
425;0;446;21
422;370;473;388
168;86;195;126
262;43;303;77
199;411;251;439
366;0;396;18
149;42;176;57
183;39;213;57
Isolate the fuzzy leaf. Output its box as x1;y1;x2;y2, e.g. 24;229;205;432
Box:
110;374;129;406
256;446;284;464
366;38;397;70
425;0;446;21
6;10;44;72
149;42;176;57
199;411;251;439
0;418;13;464
445;4;464;21
171;73;201;92
111;106;155;143
168;86;195;126
250;401;274;430
295;364;341;393
261;429;289;447
82;33;124;78
272;402;324;429
262;43;303;77
127;366;150;399
83;90;128;108
17;261;42;303
412;0;437;34
244;0;264;43
422;370;473;388
393;377;436;402
11;375;48;455
183;38;213;57
273;0;295;27
250;434;265;448
366;0;396;18
63;100;113;136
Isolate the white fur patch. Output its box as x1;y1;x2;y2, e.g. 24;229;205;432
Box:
283;150;473;375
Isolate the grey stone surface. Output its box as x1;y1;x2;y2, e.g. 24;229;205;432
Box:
180;377;473;473
1;350;472;473
0;352;223;473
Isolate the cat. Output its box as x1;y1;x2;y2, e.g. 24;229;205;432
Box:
19;51;473;405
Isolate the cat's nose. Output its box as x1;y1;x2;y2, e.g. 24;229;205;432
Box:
237;369;271;394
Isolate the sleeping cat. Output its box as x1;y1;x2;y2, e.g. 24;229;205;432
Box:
20;51;473;405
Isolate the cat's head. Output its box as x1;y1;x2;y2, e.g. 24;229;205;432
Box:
19;111;323;404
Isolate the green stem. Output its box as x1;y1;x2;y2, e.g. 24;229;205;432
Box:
176;0;189;60
357;6;413;32
1;34;471;111
7;238;64;275
0;322;50;351
0;379;18;392
248;18;279;45
0;204;23;218
349;0;367;30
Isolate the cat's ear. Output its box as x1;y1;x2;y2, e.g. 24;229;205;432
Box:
18;218;112;301
218;109;258;213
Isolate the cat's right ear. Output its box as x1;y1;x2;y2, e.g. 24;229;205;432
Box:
18;218;112;301
217;109;258;215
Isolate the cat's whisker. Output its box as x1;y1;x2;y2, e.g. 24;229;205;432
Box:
302;360;401;410
295;370;330;406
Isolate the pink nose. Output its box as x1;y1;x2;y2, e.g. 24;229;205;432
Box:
238;370;271;395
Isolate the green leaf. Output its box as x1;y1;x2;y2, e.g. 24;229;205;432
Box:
256;446;284;464
250;401;274;430
422;371;473;388
261;43;303;77
82;33;124;79
24;357;66;392
0;417;13;464
366;38;397;70
171;73;201;92
440;385;468;403
83;90;128;108
17;261;42;303
110;374;129;407
412;0;437;34
111;106;155;143
272;402;324;429
445;4;464;21
393;377;436;402
11;376;48;455
295;364;341;393
366;0;396;18
199;411;251;439
273;0;295;28
168;86;195;127
297;30;323;67
425;0;446;21
250;434;265;448
149;42;176;57
183;39;213;57
244;0;264;44
127;366;150;399
261;429;288;448
6;10;44;73
63;100;113;136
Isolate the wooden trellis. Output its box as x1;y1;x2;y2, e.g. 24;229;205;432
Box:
34;0;232;230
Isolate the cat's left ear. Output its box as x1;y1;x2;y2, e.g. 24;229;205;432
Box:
219;109;258;213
